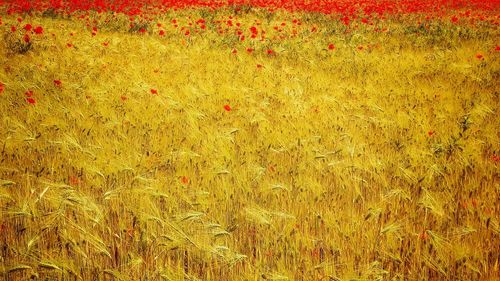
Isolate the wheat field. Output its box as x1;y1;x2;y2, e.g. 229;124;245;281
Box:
0;1;499;280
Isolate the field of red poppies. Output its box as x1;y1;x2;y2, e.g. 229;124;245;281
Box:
0;0;499;280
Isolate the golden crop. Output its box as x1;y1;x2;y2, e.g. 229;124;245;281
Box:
0;7;499;281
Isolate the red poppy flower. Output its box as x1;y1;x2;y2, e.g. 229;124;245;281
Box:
418;231;429;240
150;89;158;95
139;28;146;33
0;82;4;94
23;34;30;43
224;104;231;111
24;24;32;31
33;26;43;35
54;80;62;87
25;90;34;97
428;130;434;136
102;42;109;47
328;43;335;50
496;46;500;51
10;26;16;32
476;54;483;59
69;176;80;185
26;98;36;104
159;30;165;36
232;49;237;54
181;176;189;185
267;49;274;55
121;95;127;101
247;48;254;53
256;64;263;68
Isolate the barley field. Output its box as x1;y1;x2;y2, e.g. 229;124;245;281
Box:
0;0;499;280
